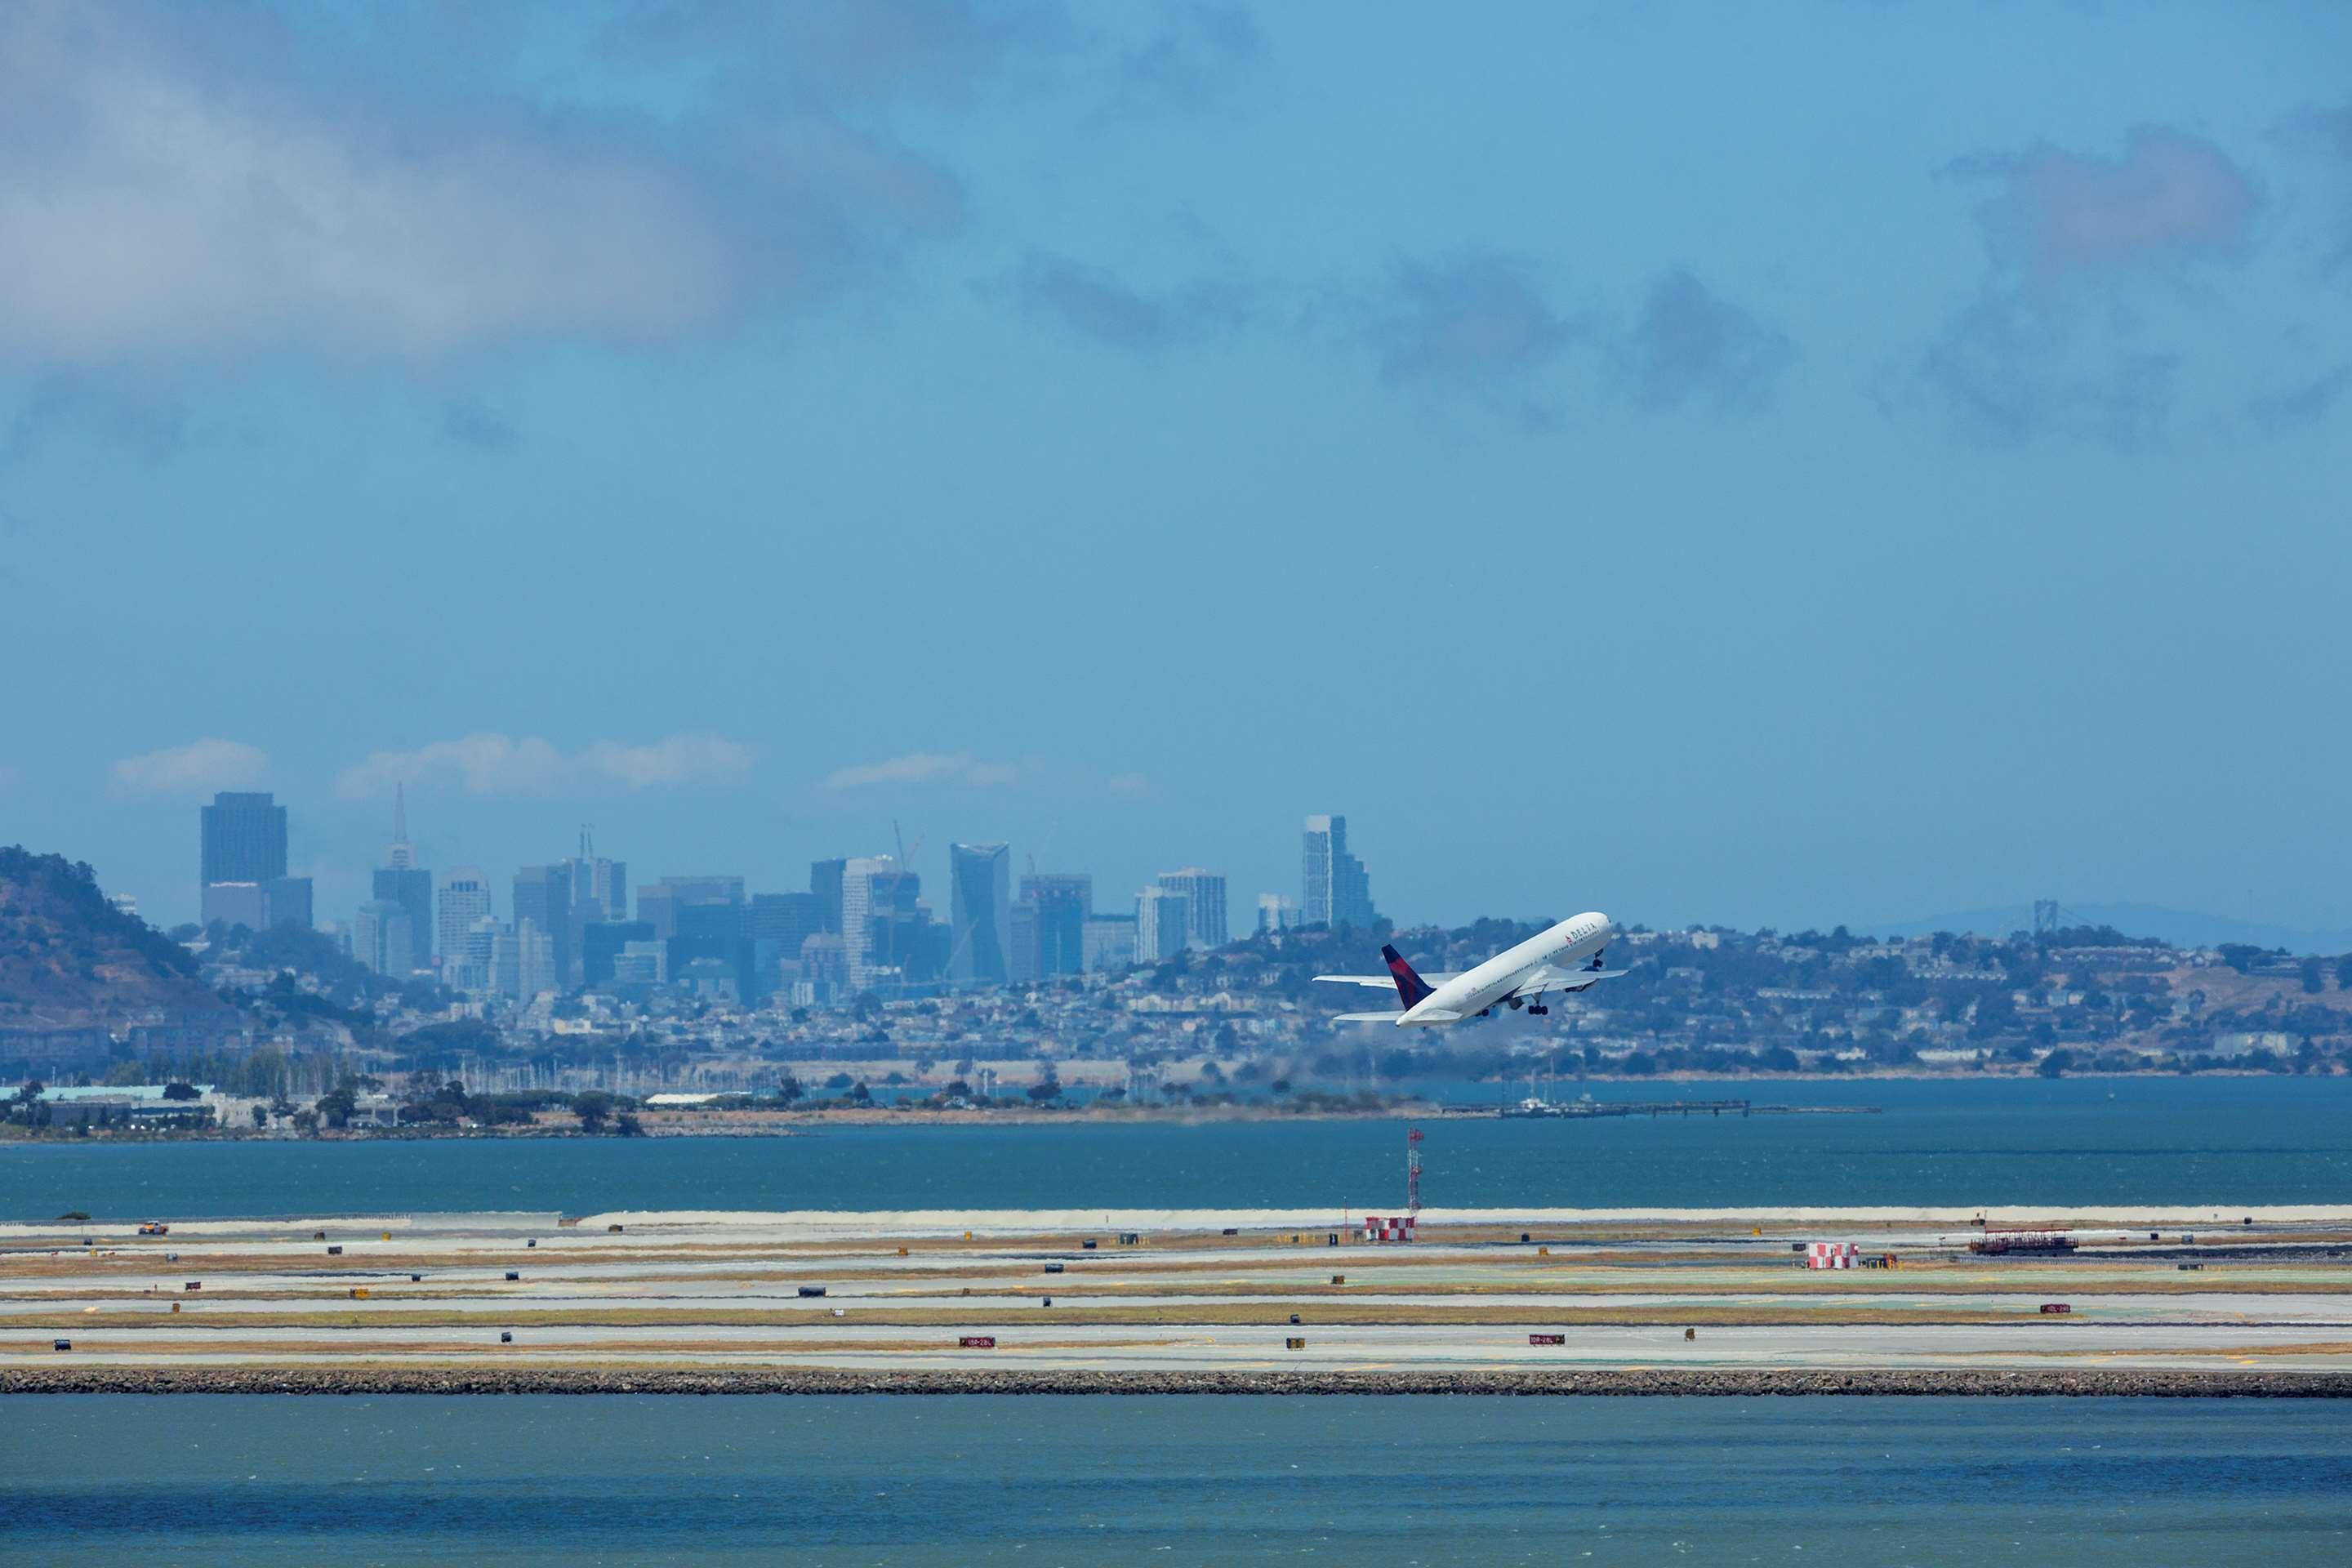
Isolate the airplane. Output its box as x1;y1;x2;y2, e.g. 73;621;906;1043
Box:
1314;911;1624;1026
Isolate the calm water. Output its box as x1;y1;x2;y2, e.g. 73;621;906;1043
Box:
3;1394;2347;1565
5;1077;2350;1218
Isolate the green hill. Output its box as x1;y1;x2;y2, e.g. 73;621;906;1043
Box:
0;847;229;1030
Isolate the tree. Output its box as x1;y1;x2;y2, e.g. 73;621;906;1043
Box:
572;1090;616;1133
2038;1049;2076;1078
2302;959;2327;996
250;1102;269;1128
161;1081;199;1101
2336;954;2352;991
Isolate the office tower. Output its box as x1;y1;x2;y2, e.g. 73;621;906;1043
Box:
267;876;314;931
1135;887;1191;963
1018;873;1091;978
751;892;822;954
353;900;414;977
200;791;287;887
373;788;433;966
635;875;742;940
612;941;666;987
1007;902;1041;985
201;881;270;931
375;840;439;948
447;915;499;992
438;868;492;974
511;866;573;989
842;857;923;992
1156;867;1227;949
810;858;847;933
581;920;656;990
795;933;847;1005
200;791;287;922
751;893;822;1002
1083;914;1138;973
948;842;1012;985
1256;893;1299;935
669;898;756;1002
1303;814;1377;929
559;829;626;923
514;918;557;1000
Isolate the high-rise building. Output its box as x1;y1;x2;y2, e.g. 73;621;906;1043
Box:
200;791;287;924
514;911;559;1001
438;869;492;976
1155;868;1227;949
353;899;414;978
842;857;924;992
635;875;742;940
450;915;500;993
1135;887;1191;963
948;842;1011;986
581;920;656;991
266;876;314;931
1007;901;1041;985
751;893;823;1000
1082;913;1138;973
201;881;270;931
373;865;434;969
1018;873;1092;978
795;933;847;1005
562;829;627;923
810;858;847;934
1256;893;1300;935
200;791;287;888
511;866;573;990
1303;814;1377;929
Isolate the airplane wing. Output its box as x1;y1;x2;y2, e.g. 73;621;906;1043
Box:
1314;972;1460;988
1331;1009;1463;1024
1514;967;1629;999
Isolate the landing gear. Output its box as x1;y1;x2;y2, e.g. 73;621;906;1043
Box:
1528;1004;1549;1017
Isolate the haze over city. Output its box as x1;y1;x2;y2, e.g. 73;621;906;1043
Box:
6;1;2352;936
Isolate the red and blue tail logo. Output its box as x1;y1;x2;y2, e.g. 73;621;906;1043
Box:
1382;945;1433;1008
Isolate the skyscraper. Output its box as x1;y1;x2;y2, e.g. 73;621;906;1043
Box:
1155;868;1227;949
810;858;847;934
563;829;627;923
353;899;413;978
438;868;492;977
511;866;573;990
200;791;286;920
948;842;1011;985
1256;893;1300;934
1135;886;1191;963
1303;814;1377;929
1018;873;1093;978
842;857;923;992
373;790;433;967
1082;913;1138;973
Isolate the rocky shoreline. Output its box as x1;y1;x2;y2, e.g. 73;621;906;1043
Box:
8;1366;2350;1397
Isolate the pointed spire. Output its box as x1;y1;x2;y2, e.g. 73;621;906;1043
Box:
386;782;415;870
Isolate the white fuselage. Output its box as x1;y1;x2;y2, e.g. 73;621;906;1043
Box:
1401;911;1615;1025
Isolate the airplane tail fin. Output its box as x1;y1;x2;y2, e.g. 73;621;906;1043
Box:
1381;944;1433;1008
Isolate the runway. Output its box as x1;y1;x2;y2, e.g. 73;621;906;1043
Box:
7;1207;2350;1388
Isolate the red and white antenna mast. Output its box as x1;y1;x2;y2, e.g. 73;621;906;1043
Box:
1406;1126;1423;1215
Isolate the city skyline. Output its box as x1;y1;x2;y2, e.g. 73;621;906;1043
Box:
2;4;2347;944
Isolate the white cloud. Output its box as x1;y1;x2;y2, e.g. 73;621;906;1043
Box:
1107;772;1151;797
0;2;969;365
336;732;753;800
819;751;1020;791
112;738;268;795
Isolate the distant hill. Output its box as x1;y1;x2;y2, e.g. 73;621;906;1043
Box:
0;847;232;1029
1870;902;2352;956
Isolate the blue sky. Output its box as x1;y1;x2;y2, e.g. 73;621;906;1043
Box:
2;0;2350;938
